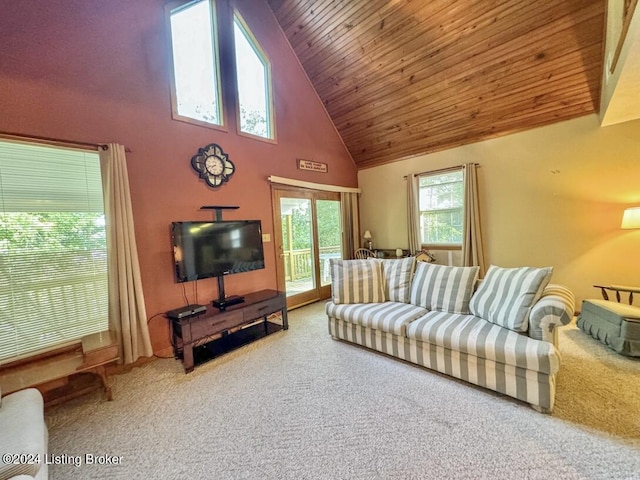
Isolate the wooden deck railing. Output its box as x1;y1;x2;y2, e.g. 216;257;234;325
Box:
0;251;108;363
283;246;341;281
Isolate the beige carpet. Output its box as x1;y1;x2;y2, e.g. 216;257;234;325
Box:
46;301;640;479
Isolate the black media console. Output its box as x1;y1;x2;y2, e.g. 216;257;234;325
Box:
169;289;287;373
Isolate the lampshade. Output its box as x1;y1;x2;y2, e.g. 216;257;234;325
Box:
363;230;372;239
621;207;640;229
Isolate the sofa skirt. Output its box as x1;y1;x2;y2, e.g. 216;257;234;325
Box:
328;317;556;412
577;299;640;357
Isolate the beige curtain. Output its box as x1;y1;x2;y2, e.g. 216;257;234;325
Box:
406;173;421;254
100;144;153;364
462;163;486;277
340;191;360;259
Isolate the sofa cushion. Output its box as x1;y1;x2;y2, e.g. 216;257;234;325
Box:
326;301;428;336
405;311;559;374
370;257;416;303
330;259;385;304
409;262;479;314
469;265;553;332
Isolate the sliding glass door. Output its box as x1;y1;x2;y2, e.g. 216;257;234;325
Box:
272;187;342;309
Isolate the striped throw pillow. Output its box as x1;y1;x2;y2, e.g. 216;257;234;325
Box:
410;262;480;314
370;257;416;303
330;259;385;304
469;265;553;332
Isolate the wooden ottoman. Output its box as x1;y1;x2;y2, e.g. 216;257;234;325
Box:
577;299;640;357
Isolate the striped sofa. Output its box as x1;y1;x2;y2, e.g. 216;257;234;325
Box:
327;259;575;413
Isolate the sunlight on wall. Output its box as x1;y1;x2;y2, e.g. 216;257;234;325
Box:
358;114;640;308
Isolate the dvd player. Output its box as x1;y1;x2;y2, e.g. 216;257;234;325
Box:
166;304;207;320
212;295;245;311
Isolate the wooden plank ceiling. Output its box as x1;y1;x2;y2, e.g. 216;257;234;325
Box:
266;0;606;169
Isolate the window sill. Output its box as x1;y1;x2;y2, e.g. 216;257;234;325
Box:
422;244;462;251
171;114;229;133
236;129;277;145
0;342;81;370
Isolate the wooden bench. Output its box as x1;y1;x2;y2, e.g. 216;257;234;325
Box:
0;331;119;406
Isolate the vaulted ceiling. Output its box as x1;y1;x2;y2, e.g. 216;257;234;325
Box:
266;0;606;169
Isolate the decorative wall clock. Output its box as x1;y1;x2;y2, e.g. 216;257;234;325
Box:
190;143;235;187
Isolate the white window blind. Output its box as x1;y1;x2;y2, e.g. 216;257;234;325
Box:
0;140;108;364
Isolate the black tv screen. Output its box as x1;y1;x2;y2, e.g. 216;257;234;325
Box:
171;220;265;283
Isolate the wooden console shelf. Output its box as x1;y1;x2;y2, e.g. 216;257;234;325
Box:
170;289;287;373
0;331;119;405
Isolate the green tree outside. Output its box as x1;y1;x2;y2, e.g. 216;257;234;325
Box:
419;171;464;244
281;201;341;251
0;212;106;253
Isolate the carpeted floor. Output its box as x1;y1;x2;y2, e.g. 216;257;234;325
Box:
46;301;640;479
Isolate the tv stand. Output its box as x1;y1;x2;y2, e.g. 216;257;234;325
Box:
212;295;245;311
169;289;287;373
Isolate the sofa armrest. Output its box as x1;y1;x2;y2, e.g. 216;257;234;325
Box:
528;284;575;345
0;389;47;480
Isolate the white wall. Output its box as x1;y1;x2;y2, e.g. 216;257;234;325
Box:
358;114;640;309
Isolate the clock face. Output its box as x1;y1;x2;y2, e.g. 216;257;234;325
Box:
205;156;224;175
191;143;235;188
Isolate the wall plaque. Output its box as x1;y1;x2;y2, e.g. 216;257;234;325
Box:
297;159;328;173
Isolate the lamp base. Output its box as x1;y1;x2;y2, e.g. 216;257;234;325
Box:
366;240;373;250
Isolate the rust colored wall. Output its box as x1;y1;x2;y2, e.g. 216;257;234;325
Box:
0;0;356;353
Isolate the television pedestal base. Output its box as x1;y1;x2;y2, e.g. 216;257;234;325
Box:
212;295;245;311
169;289;287;373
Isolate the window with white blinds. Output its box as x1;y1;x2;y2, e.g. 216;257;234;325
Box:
418;170;464;246
0;139;108;364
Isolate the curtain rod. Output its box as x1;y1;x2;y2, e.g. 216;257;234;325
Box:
403;162;480;179
0;131;132;153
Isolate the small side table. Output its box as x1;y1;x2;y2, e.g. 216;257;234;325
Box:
593;284;640;305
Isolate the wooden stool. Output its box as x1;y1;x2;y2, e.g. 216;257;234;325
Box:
0;331;119;405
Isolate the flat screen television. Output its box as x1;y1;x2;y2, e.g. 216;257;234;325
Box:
171;220;265;283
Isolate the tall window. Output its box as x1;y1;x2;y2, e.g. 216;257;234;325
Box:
168;0;223;126
234;13;274;139
0;140;108;363
418;170;464;246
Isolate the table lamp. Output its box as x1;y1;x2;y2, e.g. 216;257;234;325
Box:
363;230;373;250
621;207;640;229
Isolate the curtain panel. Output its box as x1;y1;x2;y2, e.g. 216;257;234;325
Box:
462;162;486;277
406;173;421;254
100;144;153;364
340;191;360;259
